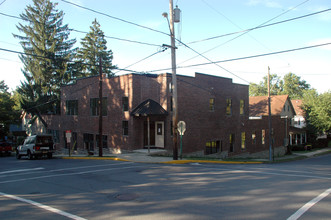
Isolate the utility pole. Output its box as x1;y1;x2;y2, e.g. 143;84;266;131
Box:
169;0;178;160
98;56;103;157
267;66;273;162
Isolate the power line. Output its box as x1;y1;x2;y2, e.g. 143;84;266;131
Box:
0;0;7;6
177;39;250;83
148;42;331;73
181;0;311;65
0;12;161;48
114;46;168;74
60;0;170;37
0;47;154;74
180;42;331;69
188;8;331;45
70;29;160;47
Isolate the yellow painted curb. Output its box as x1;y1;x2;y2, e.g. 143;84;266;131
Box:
161;160;263;164
61;156;129;162
60;157;262;164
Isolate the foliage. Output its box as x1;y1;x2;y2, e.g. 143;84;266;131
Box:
0;81;21;138
302;90;331;134
249;74;282;96
14;0;76;127
282;73;310;99
249;72;311;99
76;19;116;78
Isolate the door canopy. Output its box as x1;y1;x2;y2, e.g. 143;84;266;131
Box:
131;99;168;117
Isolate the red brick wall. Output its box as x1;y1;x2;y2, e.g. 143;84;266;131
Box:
45;72;288;157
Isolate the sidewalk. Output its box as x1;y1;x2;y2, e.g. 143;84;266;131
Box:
57;147;331;164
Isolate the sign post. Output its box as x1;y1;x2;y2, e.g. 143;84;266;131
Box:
177;121;186;159
65;130;72;157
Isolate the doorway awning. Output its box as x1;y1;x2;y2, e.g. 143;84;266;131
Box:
131;99;168;117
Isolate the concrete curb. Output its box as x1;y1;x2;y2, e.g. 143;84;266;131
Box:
161;160;263;164
59;156;262;164
61;156;130;162
58;147;331;164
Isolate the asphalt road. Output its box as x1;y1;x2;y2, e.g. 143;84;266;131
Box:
0;154;330;220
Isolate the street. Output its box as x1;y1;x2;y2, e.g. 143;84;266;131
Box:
0;155;330;220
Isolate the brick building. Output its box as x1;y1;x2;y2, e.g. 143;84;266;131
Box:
44;72;255;157
247;95;295;157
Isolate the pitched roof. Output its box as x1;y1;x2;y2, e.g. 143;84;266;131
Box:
131;99;168;117
291;100;304;116
249;95;289;116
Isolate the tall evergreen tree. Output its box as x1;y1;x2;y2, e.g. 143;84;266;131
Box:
14;0;76;128
76;19;115;78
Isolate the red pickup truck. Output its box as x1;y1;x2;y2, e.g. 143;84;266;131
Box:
0;142;12;156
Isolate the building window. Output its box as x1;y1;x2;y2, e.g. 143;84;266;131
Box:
252;132;256;144
241;132;246;150
83;133;94;151
262;129;265;145
122;121;129;136
66;100;78;115
122;97;128;112
226;98;232;115
229;133;234;152
205;140;220;155
240;99;245;115
96;135;108;148
90;97;107;116
209;98;215;111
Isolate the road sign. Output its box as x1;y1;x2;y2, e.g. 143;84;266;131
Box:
177;121;186;136
66;130;72;143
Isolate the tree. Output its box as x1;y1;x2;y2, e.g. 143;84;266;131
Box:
302;90;331;135
0;81;20;139
249;74;282;96
281;72;310;99
76;19;115;78
14;0;76;128
249;72;311;99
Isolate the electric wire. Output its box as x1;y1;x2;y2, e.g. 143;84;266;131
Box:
60;0;170;37
148;42;331;73
180;0;311;65
0;47;144;74
0;0;7;6
70;29;160;47
188;8;331;45
114;46;168;74
0;12;161;48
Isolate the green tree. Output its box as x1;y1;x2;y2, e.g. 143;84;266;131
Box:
14;0;76;128
249;74;282;96
281;72;310;99
302;90;331;135
76;19;115;78
0;81;20;139
249;72;311;99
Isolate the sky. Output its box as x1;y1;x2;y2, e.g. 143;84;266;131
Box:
1;0;331;94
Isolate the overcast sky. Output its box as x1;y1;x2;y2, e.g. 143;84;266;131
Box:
1;0;330;93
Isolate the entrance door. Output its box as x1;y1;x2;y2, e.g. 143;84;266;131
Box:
155;121;164;148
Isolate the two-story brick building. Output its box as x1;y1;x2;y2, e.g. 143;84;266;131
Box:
44;72;256;157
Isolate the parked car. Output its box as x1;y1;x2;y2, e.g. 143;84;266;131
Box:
0;142;12;156
16;135;55;159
